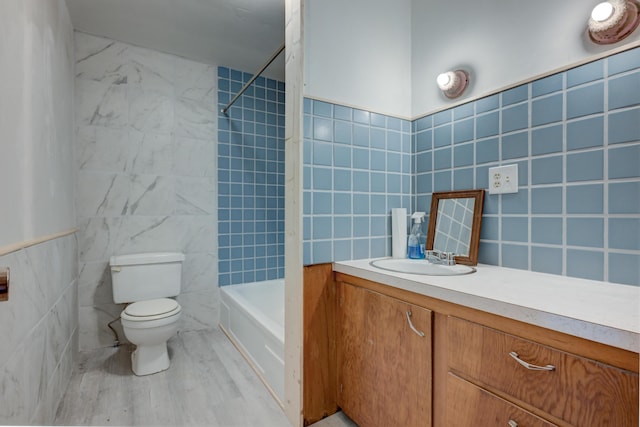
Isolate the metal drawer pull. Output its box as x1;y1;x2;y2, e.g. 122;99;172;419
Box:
508;420;518;427
406;310;425;337
509;351;555;371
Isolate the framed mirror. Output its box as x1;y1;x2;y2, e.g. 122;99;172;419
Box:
426;189;485;266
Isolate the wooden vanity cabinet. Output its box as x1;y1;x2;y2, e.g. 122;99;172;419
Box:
336;281;432;427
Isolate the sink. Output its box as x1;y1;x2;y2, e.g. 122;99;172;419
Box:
369;258;476;276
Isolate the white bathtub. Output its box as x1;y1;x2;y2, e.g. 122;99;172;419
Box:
219;279;284;404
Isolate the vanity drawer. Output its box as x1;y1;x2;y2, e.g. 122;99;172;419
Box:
447;372;557;427
447;316;639;427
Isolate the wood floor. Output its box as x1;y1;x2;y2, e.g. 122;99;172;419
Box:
54;328;292;426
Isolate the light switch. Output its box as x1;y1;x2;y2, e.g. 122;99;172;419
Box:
488;164;519;194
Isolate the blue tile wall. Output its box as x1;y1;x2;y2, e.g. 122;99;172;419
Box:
217;67;285;285
302;47;639;286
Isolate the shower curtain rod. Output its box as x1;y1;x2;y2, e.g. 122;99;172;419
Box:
221;42;285;115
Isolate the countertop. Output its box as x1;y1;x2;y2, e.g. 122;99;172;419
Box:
333;258;640;353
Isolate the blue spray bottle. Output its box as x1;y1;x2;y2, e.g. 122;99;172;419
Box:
407;212;426;259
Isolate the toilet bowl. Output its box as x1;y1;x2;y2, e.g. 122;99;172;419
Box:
120;298;182;376
109;252;185;376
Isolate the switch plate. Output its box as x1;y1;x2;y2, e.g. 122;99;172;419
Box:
488;164;519;194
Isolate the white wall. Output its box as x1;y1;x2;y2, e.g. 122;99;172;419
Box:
303;0;413;118
0;1;78;424
412;0;640;116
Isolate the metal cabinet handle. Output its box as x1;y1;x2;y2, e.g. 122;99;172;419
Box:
509;351;555;371
508;420;518;427
406;310;425;337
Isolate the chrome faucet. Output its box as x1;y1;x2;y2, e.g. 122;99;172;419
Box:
425;250;456;266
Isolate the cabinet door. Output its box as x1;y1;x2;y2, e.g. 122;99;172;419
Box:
337;282;432;427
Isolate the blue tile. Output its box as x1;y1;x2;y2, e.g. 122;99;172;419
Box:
353;217;369;237
312;216;332;239
370;112;386;128
416;129;432;152
371;237;388;258
416;151;432;173
352;147;369;169
532;125;563;156
476;138;499;164
453;168;474;190
333;215;352;237
353;125;369;147
476;165;491;189
476;112;499;138
453;103;474;120
515;159;529;186
531;246;563;275
415;115;432;131
484;193;500;215
434;124;452;147
609;72;640;110
476;95;499;113
334;145;351;168
333;169;351;191
608;108;640;145
566;150;603;182
502;85;528;106
481;216;499;240
370;213;386;232
371;128;386;149
387;117;402;131
566;249;604;281
478;241;499;265
352;170;369;192
353;109;370;124
532;74;563;97
502;131;529;160
434;147;452;170
434;110;452;126
566;184;603;214
608;253;640;286
531;217;563;244
454;143;474;167
387;131;402;152
370;150;386;171
334;121;352;144
502;217;528;242
567;218;604;248
313;100;332;117
609;182;640;214
313;117;333;141
531;186;563;214
334;105;352;121
502;189;529;214
303;191;311;214
312;191;332;214
416;173;432;194
454;118;474;144
303;115;312;139
502;244;529;269
567;61;603;87
532;93;563;126
303;217;311;240
387;173;401;193
370;172;386;192
333;240;352;262
503;103;529;133
434;170;452;191
567;116;603;151
313;142;332;166
218;66;230;78
353;194;369;214
387;152;401;173
608;47;640;76
531;156;563;184
567;83;604;119
312;241;332;264
313;168;332;190
609;218;640;250
352;238;370;259
608;145;640;179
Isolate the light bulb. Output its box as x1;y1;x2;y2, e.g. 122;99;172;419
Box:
436;72;452;90
591;2;615;22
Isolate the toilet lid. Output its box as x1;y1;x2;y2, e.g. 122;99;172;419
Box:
124;298;180;318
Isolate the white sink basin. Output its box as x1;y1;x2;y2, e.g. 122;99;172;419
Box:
369;258;476;276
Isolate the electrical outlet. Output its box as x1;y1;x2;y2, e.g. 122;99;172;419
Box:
488;164;518;194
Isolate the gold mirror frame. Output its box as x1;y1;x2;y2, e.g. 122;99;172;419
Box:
426;189;485;266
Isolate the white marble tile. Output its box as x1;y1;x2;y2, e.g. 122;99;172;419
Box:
175;176;216;214
174;58;216;103
128;174;175;215
76;126;129;172
78;261;113;307
115;216;179;255
24;320;48;418
174;97;216;140
172;136;216;177
74;32;128;85
124;44;175;95
75;79;128;128
78;217;122;262
128;86;174;134
176;289;219;331
76;172;130;217
79;303;125;351
182;252;217;293
174;215;217;253
128;130;173;174
0;344;27;424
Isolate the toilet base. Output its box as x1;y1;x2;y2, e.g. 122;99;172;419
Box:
131;343;170;376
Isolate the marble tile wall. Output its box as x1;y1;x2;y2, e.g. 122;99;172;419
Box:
74;32;219;350
0;234;78;425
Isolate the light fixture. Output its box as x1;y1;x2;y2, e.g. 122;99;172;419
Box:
436;70;469;99
588;0;640;44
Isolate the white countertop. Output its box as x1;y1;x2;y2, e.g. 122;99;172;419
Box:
333;258;640;353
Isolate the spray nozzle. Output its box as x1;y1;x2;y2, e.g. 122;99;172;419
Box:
411;212;426;223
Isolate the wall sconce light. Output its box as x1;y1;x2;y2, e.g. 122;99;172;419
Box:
588;0;640;44
436;70;469;99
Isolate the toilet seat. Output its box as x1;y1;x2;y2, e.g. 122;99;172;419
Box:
122;298;181;322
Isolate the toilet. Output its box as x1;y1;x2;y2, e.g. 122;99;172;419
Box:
109;252;185;376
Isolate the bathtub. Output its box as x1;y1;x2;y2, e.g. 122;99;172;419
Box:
219;279;284;404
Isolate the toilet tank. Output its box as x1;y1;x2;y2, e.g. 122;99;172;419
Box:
110;252;185;303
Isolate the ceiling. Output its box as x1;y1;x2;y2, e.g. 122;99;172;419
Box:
64;0;286;80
